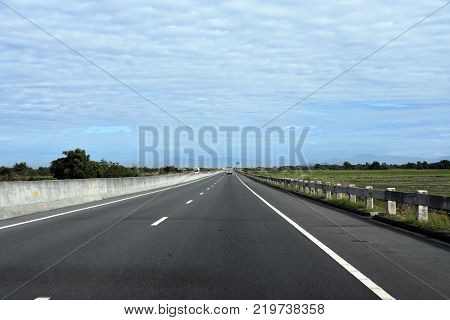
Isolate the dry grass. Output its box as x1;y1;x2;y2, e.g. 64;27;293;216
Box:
252;174;450;232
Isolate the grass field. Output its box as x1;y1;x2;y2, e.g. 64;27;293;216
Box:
250;169;450;231
254;169;450;196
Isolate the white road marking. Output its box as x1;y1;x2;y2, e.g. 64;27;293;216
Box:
0;174;219;231
235;174;395;300
151;217;168;226
186;200;193;204
35;297;51;300
200;192;204;195
206;188;210;190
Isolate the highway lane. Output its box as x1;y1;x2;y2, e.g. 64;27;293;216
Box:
238;174;450;299
0;173;449;299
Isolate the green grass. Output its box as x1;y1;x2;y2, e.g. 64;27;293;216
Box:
254;169;450;196
250;172;450;232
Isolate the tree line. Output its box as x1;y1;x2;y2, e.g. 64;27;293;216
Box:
2;150;449;181
0;149;185;181
247;160;450;171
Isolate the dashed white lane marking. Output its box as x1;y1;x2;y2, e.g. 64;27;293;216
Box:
206;188;210;190
235;174;395;300
35;297;51;300
200;192;204;195
186;200;193;204
151;217;168;226
0;174;220;231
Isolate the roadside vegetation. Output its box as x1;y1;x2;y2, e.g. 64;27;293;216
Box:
0;149;194;181
245;164;450;232
247;162;450;196
0;162;53;181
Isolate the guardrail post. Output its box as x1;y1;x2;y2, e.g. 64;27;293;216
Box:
348;184;356;203
310;181;316;195
365;186;373;209
416;190;428;222
385;188;396;215
299;180;304;192
316;181;322;195
305;182;310;194
326;182;331;199
336;183;343;199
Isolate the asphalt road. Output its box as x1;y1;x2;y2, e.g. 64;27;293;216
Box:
0;173;449;300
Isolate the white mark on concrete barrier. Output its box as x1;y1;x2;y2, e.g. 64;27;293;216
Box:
151;217;168;226
186;200;193;204
235;174;395;300
0;174;218;231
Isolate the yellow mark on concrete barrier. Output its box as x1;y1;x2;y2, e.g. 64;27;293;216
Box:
92;184;97;190
33;191;39;197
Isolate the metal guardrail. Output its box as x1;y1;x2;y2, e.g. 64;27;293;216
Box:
245;173;450;222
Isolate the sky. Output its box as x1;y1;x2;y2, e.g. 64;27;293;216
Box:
0;0;449;167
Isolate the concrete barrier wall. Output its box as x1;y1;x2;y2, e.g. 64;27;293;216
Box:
0;172;216;220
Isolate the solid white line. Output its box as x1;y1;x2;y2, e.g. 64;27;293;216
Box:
0;174;217;231
200;192;204;195
34;297;51;300
151;217;168;226
186;200;193;204
234;174;395;300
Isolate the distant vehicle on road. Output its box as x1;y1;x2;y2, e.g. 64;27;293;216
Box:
193;167;200;174
225;167;233;175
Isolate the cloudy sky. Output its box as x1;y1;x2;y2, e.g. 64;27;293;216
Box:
0;0;449;167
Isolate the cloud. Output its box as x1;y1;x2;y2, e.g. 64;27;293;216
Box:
0;0;449;165
83;126;132;134
367;103;409;108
